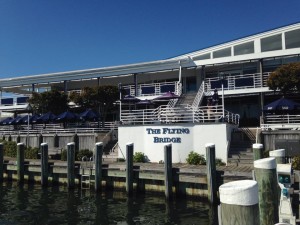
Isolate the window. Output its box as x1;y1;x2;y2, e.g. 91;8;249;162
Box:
261;34;282;52
213;47;231;58
193;53;211;60
285;29;300;49
234;42;254;55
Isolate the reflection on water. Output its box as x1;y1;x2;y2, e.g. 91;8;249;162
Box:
0;182;213;225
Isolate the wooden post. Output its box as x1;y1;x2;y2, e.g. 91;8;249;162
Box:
73;134;79;152
40;143;48;187
206;143;217;204
0;143;3;182
17;143;25;184
269;149;285;164
219;180;259;225
67;142;75;189
126;142;134;196
95;142;103;192
254;157;279;225
253;143;263;160
164;143;172;200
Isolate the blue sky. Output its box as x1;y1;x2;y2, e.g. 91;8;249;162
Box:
0;0;300;78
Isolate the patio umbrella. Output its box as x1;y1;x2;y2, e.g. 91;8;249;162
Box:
56;111;78;122
22;114;40;124
0;117;13;125
263;97;300;112
79;109;99;121
121;95;140;103
152;91;180;102
35;112;57;123
136;99;154;109
8;116;23;125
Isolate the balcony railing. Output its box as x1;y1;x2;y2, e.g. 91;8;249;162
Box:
261;114;300;130
121;105;239;125
204;72;271;92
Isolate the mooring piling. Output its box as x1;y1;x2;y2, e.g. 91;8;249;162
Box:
95;142;103;192
254;157;279;225
0;143;3;182
219;180;259;225
40;142;49;187
253;143;263;160
17;143;25;184
206;143;217;204
67;142;75;189
269;149;286;164
126;142;134;196
164;143;172;200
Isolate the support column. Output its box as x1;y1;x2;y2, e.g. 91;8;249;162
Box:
133;74;137;96
40;143;48;187
95;142;103;192
269;149;286;164
164;143;172;200
254;157;279;225
17;143;25;185
219;180;259;225
206;143;217;204
67;142;75;189
253;143;263;161
0;143;3;182
259;59;264;117
126;142;134;196
32;83;35;92
64;80;68;94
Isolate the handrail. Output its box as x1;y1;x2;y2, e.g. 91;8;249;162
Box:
192;81;205;108
167;82;182;108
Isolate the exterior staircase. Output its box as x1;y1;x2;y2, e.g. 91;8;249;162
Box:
176;92;197;106
227;128;258;166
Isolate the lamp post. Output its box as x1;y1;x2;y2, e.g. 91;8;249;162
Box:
25;104;32;147
118;83;122;122
219;73;225;121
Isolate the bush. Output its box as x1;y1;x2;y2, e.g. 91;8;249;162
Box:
215;158;226;166
133;152;146;163
186;151;206;165
25;146;39;159
292;156;300;170
61;149;67;161
76;149;93;161
2;140;17;158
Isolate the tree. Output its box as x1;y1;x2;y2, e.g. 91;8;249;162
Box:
267;62;300;95
69;85;119;125
28;90;69;114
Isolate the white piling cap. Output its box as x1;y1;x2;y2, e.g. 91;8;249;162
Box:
67;142;75;146
253;143;263;149
95;142;103;146
269;149;285;157
41;143;48;146
219;180;258;206
205;143;215;148
254;157;276;169
17;143;24;146
126;142;134;146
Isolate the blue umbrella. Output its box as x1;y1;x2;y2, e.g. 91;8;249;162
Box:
8;116;23;125
0;117;14;125
264;97;300;111
79;109;99;121
35;112;57;123
56;111;78;122
153;91;180;102
121;95;140;103
22;114;40;124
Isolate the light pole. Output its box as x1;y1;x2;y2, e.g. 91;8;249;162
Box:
26;104;32;147
118;83;122;122
219;73;225;121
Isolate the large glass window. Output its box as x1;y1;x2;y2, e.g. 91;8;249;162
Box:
213;47;231;58
193;53;211;60
261;34;282;52
234;42;254;55
285;29;300;49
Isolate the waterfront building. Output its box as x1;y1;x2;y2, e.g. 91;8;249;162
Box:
0;22;299;163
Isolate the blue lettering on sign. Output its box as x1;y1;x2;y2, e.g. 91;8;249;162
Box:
146;128;189;143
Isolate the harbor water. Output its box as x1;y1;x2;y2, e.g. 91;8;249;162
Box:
0;182;214;225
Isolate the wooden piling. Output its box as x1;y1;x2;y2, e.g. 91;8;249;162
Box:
219;180;259;225
40;143;48;187
269;149;285;164
95;142;103;192
206;143;217;204
253;143;263;160
126;142;134;196
0;143;3;182
67;142;75;189
254;157;279;225
17;143;25;184
164;143;172;200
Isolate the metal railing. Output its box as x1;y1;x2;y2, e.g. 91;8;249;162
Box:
204;72;271;92
261;114;300;130
191;81;205;108
167;82;182;108
121;105;239;125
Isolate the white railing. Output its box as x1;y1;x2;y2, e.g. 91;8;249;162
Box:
167;82;182;108
121;105;239;125
261;114;300;130
205;72;270;92
192;81;205;108
122;81;180;97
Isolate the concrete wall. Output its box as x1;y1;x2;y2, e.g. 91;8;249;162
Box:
118;123;236;163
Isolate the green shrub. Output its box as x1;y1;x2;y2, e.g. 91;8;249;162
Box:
2;140;17;158
61;149;67;161
76;149;93;161
25;146;39;159
215;158;226;166
186;151;206;165
133;152;146;163
117;158;125;162
292;156;300;170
